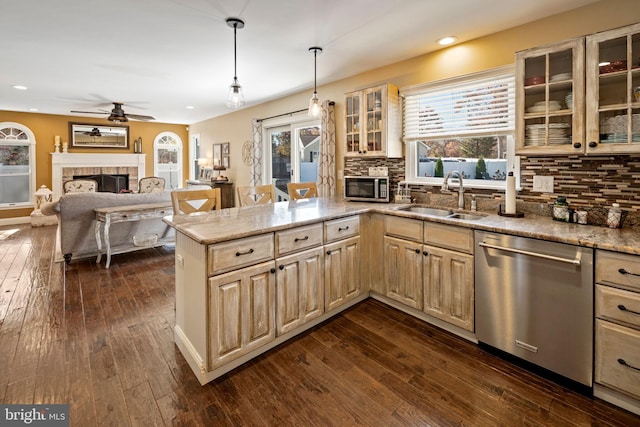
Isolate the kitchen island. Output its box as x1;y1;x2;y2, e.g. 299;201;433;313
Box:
164;198;640;416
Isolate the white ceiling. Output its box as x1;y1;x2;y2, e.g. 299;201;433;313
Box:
1;0;597;124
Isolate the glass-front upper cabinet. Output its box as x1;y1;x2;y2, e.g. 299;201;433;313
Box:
344;83;402;158
516;38;585;155
586;22;640;154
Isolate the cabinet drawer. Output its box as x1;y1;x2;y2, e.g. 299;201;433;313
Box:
596;250;640;292
595;319;640;399
384;215;422;242
324;216;360;243
596;284;640;329
208;233;274;276
424;222;474;254
275;223;323;257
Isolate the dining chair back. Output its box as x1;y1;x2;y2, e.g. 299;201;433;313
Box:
287;182;318;200
171;188;221;214
236;184;275;206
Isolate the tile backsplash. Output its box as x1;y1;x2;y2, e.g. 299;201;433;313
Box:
344;154;640;227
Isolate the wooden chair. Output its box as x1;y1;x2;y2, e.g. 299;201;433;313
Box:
287;182;318;200
63;179;98;194
138;176;165;193
236;184;275;207
171;188;221;214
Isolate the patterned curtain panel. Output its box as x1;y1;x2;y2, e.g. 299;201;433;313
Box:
251;118;263;186
318;100;336;197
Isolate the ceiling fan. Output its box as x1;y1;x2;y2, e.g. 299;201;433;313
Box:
71;102;155;123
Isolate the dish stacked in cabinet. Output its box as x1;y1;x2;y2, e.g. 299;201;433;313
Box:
595;250;640;416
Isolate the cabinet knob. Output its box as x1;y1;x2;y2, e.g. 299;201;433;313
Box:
278;264;285;270
270;268;276;274
326;250;331;255
588;141;598;148
572;142;582;149
423;251;429;256
414;248;420;254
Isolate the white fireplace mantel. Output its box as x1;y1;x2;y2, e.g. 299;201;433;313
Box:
51;153;146;200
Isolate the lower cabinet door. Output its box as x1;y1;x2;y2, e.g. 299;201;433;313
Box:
596;319;640;399
324;236;361;312
276;247;325;336
423;245;474;331
208;260;276;369
383;235;424;310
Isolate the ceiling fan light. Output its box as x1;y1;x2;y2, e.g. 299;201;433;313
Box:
227;77;244;108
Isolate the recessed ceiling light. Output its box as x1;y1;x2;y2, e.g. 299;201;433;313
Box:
185;106;195;109
437;36;457;46
28;108;39;112
12;85;28;90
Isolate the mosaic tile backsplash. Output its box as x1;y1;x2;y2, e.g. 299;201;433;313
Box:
344;154;640;228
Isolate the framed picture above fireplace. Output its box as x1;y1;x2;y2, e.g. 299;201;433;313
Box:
69;123;129;149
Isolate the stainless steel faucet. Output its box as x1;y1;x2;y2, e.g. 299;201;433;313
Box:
441;170;465;209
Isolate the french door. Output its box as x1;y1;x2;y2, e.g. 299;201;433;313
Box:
265;118;320;200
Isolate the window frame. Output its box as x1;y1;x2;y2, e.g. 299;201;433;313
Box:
0;122;36;209
402;65;519;190
153;131;183;190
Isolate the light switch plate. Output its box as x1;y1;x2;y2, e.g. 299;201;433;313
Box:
533;175;554;193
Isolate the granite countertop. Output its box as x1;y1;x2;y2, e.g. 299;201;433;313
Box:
163;198;640;255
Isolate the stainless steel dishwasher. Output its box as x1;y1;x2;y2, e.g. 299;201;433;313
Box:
475;230;594;387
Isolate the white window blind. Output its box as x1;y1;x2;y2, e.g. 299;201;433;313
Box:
403;70;515;141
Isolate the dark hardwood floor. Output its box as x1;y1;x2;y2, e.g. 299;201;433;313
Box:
2;224;640;426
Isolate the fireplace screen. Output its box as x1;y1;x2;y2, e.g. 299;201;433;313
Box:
74;174;129;193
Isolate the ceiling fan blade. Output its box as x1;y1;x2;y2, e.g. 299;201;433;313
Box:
126;113;155;121
70;110;105;114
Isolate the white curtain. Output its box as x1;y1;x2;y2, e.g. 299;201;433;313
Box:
251;118;263;186
318;100;336;197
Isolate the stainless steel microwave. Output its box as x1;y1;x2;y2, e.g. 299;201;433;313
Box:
344;176;390;202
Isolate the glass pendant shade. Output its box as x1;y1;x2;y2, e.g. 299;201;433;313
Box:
227;77;244;108
226;18;245;109
307;46;323;117
308;92;321;117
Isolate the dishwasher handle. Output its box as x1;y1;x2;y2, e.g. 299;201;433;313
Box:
478;241;582;266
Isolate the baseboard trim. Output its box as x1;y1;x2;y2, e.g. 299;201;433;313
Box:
0;216;31;226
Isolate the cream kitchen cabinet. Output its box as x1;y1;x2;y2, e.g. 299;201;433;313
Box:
516;22;640;156
516;37;585;155
383;216;424;309
585;22;640;154
344;83;402;158
382;216;475;331
275;246;324;336
208;260;276;369
594;250;640;415
324;215;362;312
423;222;474;331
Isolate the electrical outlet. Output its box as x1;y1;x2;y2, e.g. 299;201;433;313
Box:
533;175;554;193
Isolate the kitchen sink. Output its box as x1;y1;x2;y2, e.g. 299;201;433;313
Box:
447;213;486;221
400;206;453;216
398;205;486;221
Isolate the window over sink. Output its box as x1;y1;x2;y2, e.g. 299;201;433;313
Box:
402;65;519;190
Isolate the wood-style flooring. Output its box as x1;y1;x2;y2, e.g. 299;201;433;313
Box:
1;223;640;426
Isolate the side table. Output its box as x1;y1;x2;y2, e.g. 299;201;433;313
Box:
94;202;173;268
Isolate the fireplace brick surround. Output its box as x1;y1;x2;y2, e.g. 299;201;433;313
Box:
51;153;146;200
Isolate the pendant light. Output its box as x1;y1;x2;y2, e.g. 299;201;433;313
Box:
308;46;323;117
226;17;245;109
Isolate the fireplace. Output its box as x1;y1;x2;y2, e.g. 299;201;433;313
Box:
74;174;129;193
51;153;146;200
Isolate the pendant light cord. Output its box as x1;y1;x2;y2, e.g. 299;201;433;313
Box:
313;48;317;94
233;23;238;80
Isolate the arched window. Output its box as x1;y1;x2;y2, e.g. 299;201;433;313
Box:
154;132;183;189
0;122;36;208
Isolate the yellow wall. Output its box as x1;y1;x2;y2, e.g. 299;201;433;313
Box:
0;110;188;219
190;0;640;190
